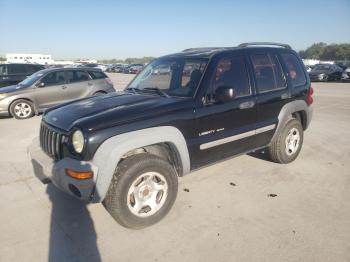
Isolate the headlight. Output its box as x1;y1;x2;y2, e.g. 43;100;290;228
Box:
0;94;6;100
72;129;84;153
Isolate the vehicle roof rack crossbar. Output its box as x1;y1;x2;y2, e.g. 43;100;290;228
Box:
238;42;291;49
182;47;226;52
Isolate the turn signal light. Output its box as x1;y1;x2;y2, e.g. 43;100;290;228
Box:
66;169;93;180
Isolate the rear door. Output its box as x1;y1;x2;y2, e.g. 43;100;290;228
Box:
191;52;257;168
63;70;91;101
247;49;289;148
34;70;67;109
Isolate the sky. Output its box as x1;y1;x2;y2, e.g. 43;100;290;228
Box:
1;0;349;60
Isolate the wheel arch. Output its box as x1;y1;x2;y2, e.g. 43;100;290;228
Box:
271;100;312;142
8;97;37;116
90;126;190;202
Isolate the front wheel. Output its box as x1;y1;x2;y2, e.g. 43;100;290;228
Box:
10;99;35;119
103;153;178;229
268;118;303;164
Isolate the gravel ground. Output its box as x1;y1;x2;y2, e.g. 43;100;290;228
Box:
0;78;349;262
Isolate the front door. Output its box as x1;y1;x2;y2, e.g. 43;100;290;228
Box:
191;53;257;169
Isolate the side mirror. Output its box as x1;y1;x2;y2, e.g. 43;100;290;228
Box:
37;82;45;88
215;86;236;103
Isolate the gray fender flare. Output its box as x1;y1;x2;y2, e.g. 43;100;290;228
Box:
91;126;190;202
271;100;313;142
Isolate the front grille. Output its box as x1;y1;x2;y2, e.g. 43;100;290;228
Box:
40;123;66;160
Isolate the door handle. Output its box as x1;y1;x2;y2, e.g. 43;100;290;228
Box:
239;101;255;109
61;85;67;89
88;82;93;86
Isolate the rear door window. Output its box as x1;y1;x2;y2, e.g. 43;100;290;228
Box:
25;64;41;74
88;71;106;79
250;53;286;93
8;64;26;74
41;71;66;86
280;53;306;87
66;70;90;83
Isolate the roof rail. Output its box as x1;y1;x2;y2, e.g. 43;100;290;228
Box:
238;42;291;49
182;47;225;52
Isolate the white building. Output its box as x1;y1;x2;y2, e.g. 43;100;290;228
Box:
6;53;54;64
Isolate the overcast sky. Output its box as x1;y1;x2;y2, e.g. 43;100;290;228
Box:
1;0;349;60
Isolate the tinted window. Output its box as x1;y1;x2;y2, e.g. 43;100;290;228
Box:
209;55;251;99
66;70;90;83
251;53;286;92
25;64;42;74
8;64;26;74
88;71;106;79
280;53;306;87
0;65;8;75
41;71;66;86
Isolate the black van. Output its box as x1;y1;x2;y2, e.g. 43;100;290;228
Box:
0;63;44;88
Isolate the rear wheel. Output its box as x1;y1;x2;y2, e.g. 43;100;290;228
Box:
10;99;35;119
103;153;178;229
93;91;106;96
268;118;303;164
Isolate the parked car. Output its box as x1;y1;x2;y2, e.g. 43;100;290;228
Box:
128;65;144;74
0;63;44;88
0;68;115;119
305;65;312;73
29;42;313;229
309;64;343;82
342;67;350;81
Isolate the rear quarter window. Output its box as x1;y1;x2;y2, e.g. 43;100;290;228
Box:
88;71;106;79
280;53;307;87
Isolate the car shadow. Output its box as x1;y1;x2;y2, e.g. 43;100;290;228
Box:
46;184;101;262
247;148;274;162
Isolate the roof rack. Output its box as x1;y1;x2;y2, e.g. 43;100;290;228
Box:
238;42;291;49
182;47;225;52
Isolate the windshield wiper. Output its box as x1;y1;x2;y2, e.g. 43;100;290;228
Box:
143;87;170;98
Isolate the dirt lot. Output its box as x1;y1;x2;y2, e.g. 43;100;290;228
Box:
0;75;349;262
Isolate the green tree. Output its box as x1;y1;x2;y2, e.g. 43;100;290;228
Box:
299;43;350;61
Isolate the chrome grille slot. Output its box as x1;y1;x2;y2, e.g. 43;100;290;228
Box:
39;123;65;160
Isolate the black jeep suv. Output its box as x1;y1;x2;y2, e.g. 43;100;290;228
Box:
29;42;313;229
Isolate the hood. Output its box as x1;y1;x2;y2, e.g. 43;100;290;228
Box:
0;84;29;93
44;91;191;131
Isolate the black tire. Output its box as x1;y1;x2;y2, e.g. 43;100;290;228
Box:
103;153;178;229
93;91;107;96
9;99;35;119
268;118;303;164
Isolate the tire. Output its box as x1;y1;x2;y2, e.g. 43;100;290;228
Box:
93;91;106;96
268;118;303;164
103;153;178;229
10;99;35;119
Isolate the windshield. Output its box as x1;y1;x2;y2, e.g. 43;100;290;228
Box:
313;64;331;71
18;70;46;86
127;58;207;97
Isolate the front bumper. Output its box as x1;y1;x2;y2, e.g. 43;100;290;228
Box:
28;137;98;202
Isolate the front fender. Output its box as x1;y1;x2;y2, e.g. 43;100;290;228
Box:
90;126;190;202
